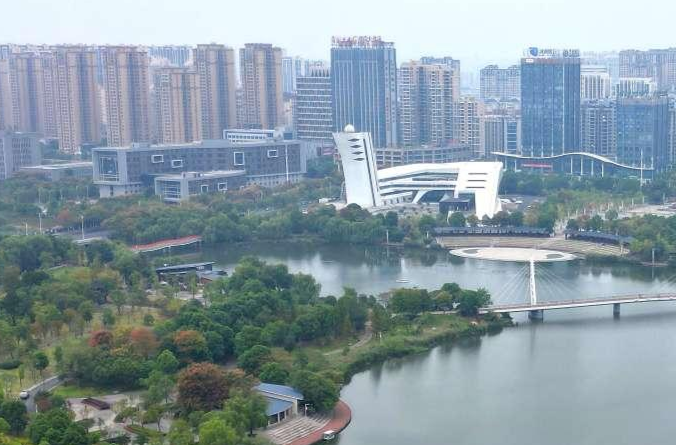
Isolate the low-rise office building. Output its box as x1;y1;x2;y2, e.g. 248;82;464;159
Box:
0;131;41;181
92;138;313;198
154;170;246;203
20;161;93;181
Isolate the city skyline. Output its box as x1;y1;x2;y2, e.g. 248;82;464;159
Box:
4;0;676;73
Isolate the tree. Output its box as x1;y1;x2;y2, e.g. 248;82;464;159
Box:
177;363;229;412
237;346;272;375
418;215;436;235
605;209;619;222
290;371;338;412
78;301;94;325
258;363;289;385
32;351;49;378
198;419;238;445
389;288;432;314
102;308;116;327
110;290;127;315
0;401;27;434
174;330;210;363
448;212;466;228
129;327;158;358
88;330;114;348
457;288;492;317
142;370;174;406
223;392;268;436
155;350;179;374
167;419;194;445
466;214;480;227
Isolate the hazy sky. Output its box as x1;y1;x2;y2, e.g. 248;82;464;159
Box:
3;0;676;72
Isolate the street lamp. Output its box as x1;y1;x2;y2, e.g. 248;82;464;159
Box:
80;215;85;241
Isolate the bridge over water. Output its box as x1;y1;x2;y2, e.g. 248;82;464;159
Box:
483;257;676;320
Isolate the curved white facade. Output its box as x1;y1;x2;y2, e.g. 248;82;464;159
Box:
335;128;503;218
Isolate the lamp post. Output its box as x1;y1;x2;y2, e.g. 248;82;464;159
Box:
80;215;85;241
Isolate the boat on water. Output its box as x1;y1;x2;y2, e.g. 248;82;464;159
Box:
396;278;410;283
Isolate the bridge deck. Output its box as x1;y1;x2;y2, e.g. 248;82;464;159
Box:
481;293;676;314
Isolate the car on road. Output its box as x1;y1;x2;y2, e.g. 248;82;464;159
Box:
19;390;29;400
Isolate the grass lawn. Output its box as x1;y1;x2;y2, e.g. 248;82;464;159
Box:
52;384;110;399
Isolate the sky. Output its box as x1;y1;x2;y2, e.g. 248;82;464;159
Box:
3;0;676;73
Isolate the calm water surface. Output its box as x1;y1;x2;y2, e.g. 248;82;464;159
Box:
197;243;676;445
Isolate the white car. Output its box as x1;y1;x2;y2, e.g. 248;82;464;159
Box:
19;390;29;400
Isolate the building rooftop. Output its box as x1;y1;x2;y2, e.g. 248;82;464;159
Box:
93;138;300;152
22;161;93;171
255;383;304;400
155;262;214;273
155;170;246;181
263;397;293;417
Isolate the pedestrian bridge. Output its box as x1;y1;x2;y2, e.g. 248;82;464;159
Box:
481;293;676;318
482;257;676;320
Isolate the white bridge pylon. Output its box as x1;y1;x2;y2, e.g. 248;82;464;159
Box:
529;257;537;306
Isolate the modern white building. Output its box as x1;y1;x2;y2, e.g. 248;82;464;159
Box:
334;126;503;218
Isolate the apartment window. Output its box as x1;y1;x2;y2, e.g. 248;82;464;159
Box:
151;154;164;163
218;182;228;191
201;184;209;193
267;149;278;158
171;159;183;168
234;152;245;166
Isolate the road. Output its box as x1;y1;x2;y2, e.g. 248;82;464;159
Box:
21;376;62;412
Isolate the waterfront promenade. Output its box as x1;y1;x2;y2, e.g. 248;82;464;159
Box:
265;400;352;445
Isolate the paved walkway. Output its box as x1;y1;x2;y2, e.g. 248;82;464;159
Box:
264;400;352;445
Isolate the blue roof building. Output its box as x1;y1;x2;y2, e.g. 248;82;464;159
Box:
254;383;305;425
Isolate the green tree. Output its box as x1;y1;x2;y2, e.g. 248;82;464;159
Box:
457;288;491;317
32;351;49;378
258;363;289;385
167;419;194;445
198;419;238;445
0;401;27;434
237;346;271;375
102;308;116;327
448;212;466;227
155;350;179;374
290;371;338;412
223;392;268;436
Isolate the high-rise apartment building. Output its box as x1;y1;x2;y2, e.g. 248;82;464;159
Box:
615;78;655;97
670;103;676;165
398;60;458;147
51;46;101;153
453;96;484;157
480;65;520;101
148;46;192;67
331;36;398;148
0;51;57;137
194;44;237;139
153;67;201;144
281;56;311;95
580;66;612;100
619;49;676;92
239;43;284;130
521;48;581;156
100;46;150;147
294;66;333;144
483;113;521;156
616;95;670;171
581;100;616;158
